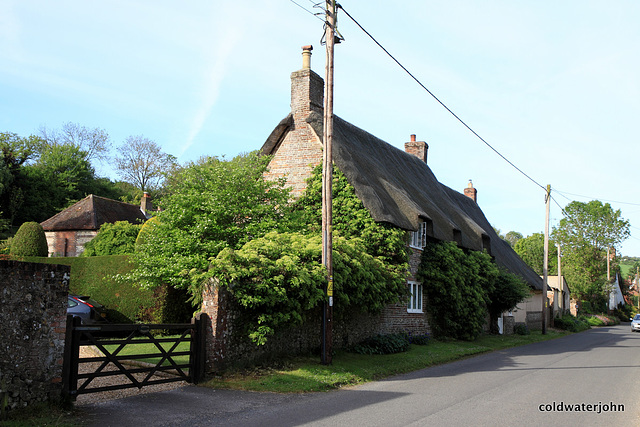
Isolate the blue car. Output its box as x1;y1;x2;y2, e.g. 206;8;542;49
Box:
67;295;108;324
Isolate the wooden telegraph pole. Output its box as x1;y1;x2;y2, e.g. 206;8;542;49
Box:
542;184;551;335
321;0;337;365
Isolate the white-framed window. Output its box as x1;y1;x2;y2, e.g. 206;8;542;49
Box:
408;281;423;313
410;221;427;249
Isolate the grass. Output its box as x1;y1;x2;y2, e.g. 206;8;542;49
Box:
100;334;192;366
2;402;81;427
203;329;567;393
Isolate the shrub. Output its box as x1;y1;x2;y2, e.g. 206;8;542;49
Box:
586;314;619;326
407;332;431;346
10;222;48;257
554;314;590;332
349;333;411;355
514;323;530;335
83;221;143;256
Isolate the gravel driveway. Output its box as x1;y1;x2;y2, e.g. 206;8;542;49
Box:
74;346;189;406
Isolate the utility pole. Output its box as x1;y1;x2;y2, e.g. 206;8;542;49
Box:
557;243;562;314
542;184;551;335
321;0;337;365
607;247;611;281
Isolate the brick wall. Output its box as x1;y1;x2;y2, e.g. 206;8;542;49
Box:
0;260;70;413
44;230;97;257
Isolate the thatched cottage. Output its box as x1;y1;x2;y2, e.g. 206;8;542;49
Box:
200;46;546;371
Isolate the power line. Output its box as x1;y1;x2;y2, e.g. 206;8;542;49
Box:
289;0;324;21
554;188;640;207
337;4;546;193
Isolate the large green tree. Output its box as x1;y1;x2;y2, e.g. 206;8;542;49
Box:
513;232;558;276
0;132;44;225
552;200;630;303
130;152;291;290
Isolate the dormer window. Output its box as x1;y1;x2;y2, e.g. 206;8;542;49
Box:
410;221;428;249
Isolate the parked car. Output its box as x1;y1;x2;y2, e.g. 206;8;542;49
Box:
67;295;108;324
630;314;640;332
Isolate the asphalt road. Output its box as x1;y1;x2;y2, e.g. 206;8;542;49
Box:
80;324;640;427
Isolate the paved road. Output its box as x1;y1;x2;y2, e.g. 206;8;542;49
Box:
80;325;640;426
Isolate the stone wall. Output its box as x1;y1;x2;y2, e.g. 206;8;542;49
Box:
200;285;429;372
0;260;70;413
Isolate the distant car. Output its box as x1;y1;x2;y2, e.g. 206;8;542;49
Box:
630;314;640;332
67;295;108;324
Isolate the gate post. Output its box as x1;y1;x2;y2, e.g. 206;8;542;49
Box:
61;315;81;405
191;313;208;384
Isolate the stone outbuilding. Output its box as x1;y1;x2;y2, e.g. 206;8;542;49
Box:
40;194;151;257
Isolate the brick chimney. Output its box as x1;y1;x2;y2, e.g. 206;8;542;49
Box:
404;134;428;163
290;45;324;126
464;180;477;203
140;192;154;218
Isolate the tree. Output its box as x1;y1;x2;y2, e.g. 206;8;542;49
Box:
115;136;177;193
10;221;48;257
130;152;291;290
513;232;558;276
39;122;111;164
0;132;44;224
19;143;96;222
82;221;142;256
487;268;531;334
552;200;630;303
504;231;523;247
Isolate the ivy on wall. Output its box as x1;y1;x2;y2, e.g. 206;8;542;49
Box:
418;241;530;340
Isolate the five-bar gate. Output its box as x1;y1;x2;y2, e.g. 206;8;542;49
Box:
62;314;207;401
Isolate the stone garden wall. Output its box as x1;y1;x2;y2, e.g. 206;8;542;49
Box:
0;260;70;414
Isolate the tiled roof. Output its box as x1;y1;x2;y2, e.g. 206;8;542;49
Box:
40;194;147;231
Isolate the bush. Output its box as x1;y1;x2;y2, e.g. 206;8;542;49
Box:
586;313;619;326
83;221;142;256
10;221;48;257
407;332;431;346
514;323;530;335
612;305;633;322
349;333;411;355
554;314;590;332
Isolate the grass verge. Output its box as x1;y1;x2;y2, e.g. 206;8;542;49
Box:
203;329;567;393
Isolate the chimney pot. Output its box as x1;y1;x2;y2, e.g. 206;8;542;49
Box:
302;45;313;69
410;134;416;142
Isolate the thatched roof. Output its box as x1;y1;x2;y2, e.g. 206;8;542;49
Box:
307;111;489;250
263;110;544;291
41;194;147;231
442;184;544;290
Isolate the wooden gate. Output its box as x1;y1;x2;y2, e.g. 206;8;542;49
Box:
62;314;207;401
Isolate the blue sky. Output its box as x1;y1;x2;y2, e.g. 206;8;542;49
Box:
2;1;640;256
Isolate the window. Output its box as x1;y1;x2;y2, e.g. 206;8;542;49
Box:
408;281;423;313
410;221;427;249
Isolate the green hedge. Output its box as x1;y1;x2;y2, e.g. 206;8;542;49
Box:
24;255;192;324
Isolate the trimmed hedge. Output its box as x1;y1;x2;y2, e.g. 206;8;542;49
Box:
10;222;48;257
25;255;192;324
